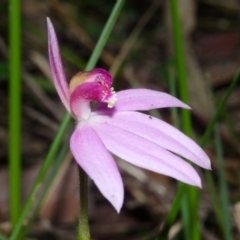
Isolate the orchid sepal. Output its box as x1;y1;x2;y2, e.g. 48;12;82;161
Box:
47;17;70;112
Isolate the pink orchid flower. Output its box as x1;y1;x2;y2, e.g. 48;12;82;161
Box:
47;18;211;212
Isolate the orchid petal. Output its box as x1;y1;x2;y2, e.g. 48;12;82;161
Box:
70;124;124;212
90;111;211;169
94;89;190;112
92;123;201;187
47;18;70;112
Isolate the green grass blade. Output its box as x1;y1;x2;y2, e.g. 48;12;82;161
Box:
9;0;21;225
205;171;223;230
214;124;232;240
169;0;199;239
9;1;125;238
201;69;240;146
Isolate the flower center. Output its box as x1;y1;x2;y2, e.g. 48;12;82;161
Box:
69;68;117;108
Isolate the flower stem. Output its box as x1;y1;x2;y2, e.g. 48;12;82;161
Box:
78;167;90;240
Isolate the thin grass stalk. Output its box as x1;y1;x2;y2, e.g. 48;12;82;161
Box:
201;69;240;146
9;0;21;225
214;125;232;240
9;1;125;238
169;0;199;239
205;171;223;230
